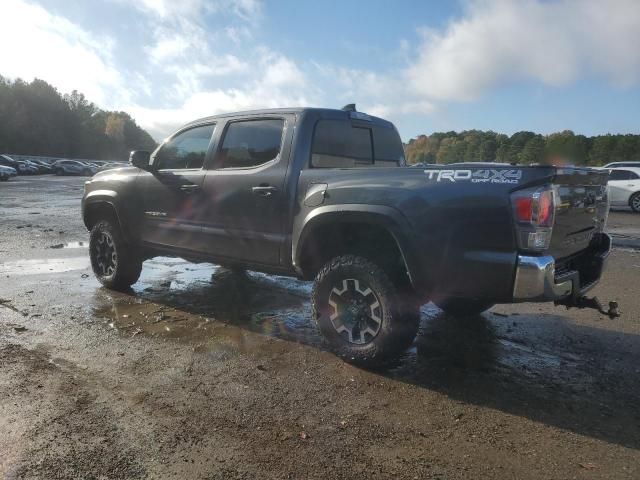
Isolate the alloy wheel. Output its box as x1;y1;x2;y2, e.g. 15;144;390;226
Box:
92;231;117;276
328;278;383;344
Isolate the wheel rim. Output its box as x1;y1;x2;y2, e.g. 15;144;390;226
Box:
632;195;640;211
328;278;382;345
92;231;117;276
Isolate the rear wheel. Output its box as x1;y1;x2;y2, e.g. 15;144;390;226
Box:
89;219;142;290
435;298;495;316
55;168;63;175
630;192;640;213
312;255;419;366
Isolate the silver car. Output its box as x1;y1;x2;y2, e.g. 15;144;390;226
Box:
53;160;98;176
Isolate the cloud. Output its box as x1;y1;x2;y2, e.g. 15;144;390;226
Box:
407;0;640;101
0;0;128;106
129;51;313;139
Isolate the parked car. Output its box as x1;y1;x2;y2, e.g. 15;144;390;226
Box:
97;162;126;172
0;154;34;175
53;159;97;176
82;106;612;365
603;161;640;168
607;167;640;212
16;160;39;174
0;165;17;181
29;159;54;173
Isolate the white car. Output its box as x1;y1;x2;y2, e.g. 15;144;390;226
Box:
604;161;640;168
607;167;640;212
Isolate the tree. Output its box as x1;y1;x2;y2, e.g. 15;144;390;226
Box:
0;76;156;159
519;136;545;164
404;129;639;167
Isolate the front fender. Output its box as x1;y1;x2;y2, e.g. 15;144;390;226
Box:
81;190;133;242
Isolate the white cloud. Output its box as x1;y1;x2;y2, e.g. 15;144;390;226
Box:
407;0;640;101
0;0;128;106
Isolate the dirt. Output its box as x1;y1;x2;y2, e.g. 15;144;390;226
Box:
1;176;639;479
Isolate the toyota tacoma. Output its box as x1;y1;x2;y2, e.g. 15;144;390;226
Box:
82;106;612;364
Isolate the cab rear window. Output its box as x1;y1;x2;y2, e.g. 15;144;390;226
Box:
311;119;404;168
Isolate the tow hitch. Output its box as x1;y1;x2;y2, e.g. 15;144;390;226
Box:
556;296;620;319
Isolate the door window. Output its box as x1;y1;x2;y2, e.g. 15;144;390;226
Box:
609;169;634;181
154;124;215;170
217;119;284;169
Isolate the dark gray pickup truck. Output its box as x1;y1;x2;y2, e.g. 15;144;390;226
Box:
82;106;612;364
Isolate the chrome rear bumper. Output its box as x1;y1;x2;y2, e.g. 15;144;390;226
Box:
512;233;611;302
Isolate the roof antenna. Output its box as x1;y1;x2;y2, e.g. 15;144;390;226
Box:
341;103;356;112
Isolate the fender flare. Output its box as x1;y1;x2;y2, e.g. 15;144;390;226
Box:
292;204;426;291
82;190;132;243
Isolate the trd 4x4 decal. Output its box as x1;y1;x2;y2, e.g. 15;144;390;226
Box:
424;169;522;184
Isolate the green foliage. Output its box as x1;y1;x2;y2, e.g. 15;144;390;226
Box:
405;128;640;166
0;76;156;159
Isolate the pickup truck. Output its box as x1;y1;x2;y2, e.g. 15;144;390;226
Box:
82;106;612;365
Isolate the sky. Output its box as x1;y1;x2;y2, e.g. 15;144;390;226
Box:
1;0;639;141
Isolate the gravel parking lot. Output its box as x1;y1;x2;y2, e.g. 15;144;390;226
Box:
1;176;640;479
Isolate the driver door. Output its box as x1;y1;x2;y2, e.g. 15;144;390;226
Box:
137;123;216;252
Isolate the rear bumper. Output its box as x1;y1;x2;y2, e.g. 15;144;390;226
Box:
512;233;611;302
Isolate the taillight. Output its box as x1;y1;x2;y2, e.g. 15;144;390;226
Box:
511;186;556;252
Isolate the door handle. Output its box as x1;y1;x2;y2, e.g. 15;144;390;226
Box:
179;184;200;194
252;185;277;197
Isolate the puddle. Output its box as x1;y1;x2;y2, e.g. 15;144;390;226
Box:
93;259;318;355
48;241;87;249
83;255;590;384
0;257;89;275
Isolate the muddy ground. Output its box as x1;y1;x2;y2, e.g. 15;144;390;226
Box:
1;175;639;479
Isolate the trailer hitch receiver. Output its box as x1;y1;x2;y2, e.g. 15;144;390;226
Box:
555;296;620;319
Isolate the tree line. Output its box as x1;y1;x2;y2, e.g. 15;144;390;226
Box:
0;76;156;160
404;130;640;166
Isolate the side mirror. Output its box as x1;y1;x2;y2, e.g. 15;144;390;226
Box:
129;150;152;170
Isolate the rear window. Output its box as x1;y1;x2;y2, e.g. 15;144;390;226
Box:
311;119;403;168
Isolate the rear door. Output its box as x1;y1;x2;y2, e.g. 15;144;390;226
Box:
608;169;639;204
199;115;294;265
137;123;216;251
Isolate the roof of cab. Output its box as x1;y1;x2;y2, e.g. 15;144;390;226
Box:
181;107;394;131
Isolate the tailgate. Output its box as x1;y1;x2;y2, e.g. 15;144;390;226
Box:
549;168;610;259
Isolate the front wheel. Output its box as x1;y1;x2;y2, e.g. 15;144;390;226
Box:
312;255;419;366
89;220;142;290
435;298;495;316
630;192;640;213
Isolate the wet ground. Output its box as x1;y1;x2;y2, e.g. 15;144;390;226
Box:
1;176;640;479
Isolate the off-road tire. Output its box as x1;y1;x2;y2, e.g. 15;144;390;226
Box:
630;192;640;213
312;255;419;366
435;298;495;316
89;219;142;290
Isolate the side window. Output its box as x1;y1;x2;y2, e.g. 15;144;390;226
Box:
609;170;631;181
217;119;284;169
311;120;373;168
155;124;215;170
629;171;640;180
